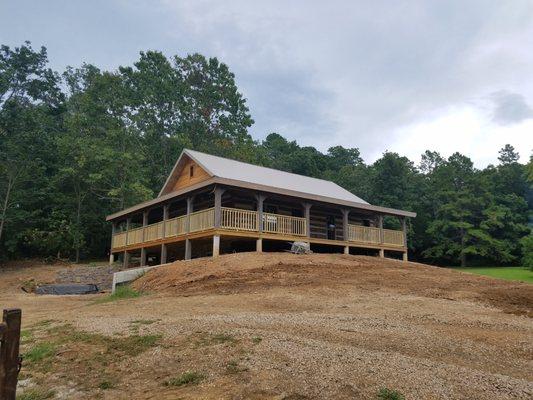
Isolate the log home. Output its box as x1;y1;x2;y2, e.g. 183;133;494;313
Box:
106;149;416;266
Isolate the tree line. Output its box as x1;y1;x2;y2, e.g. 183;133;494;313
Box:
1;42;531;266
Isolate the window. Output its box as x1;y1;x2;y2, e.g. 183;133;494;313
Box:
189;165;194;178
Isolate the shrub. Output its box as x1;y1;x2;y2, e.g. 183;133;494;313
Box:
377;387;405;400
164;371;205;387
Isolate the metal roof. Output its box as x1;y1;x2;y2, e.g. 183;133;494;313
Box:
161;149;369;204
107;149;417;220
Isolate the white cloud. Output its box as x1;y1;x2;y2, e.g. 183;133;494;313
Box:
387;104;533;166
3;0;533;166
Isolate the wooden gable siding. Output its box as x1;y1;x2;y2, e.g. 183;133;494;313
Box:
171;158;211;192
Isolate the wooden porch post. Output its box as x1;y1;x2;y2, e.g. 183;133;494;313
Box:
140;211;148;267
342;209;350;254
109;221;116;265
255;194;265;252
123;218;131;268
378;215;385;258
214;186;225;228
303;203;312;239
185;196;194;260
161;205;169;264
0;308;21;400
402;217;408;262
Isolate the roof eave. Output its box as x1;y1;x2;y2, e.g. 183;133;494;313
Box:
106;176;416;221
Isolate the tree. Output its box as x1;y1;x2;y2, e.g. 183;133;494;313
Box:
498;144;520;165
0;42;63;251
423;153;486;266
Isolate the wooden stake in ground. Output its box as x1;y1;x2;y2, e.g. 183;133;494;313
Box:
0;308;21;400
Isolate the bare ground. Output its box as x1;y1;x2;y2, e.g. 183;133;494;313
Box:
1;253;532;400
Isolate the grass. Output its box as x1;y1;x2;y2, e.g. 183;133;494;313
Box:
193;332;236;348
455;266;533;283
24;342;56;363
17;323;162;395
225;360;248;374
377;387;405;400
251;336;262;344
16;389;55;400
95;285;142;303
164;371;205;387
98;380;115;389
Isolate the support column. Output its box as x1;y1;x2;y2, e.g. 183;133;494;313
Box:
140;211;148;267
344;246;349;255
186;196;194;233
342;209;349;241
162;204;169;238
402;217;408;262
123;250;130;268
109;221;116;265
214;186;225;229
185;196;194;260
255;194;265;232
124;217;131;247
256;193;265;253
378;215;384;258
185;239;192;260
213;235;220;257
161;243;167;264
303;203;312;239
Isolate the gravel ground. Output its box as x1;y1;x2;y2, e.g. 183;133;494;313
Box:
1;253;532;399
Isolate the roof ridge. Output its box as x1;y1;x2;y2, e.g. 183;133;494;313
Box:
185;148;346;188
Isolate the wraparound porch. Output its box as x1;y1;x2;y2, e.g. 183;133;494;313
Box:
109;184;408;266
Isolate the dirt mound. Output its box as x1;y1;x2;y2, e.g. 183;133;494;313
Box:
134;253;533;317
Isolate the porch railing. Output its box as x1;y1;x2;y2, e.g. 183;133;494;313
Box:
144;221;163;242
112;232;127;248
189;207;215;233
383;228;404;247
111;207;403;249
263;212;306;236
165;215;187;237
348;225;380;244
126;227;143;245
347;224;404;247
221;207;258;231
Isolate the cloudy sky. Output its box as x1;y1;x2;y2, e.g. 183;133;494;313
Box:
2;0;532;166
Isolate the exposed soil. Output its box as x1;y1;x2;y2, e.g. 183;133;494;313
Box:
134;253;533;317
1;253;532;400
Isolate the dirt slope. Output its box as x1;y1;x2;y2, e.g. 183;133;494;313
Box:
134;253;533;317
3;253;533;399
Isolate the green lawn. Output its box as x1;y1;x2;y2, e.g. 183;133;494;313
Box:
454;266;533;283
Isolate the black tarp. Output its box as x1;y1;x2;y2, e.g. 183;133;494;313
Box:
35;284;99;295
